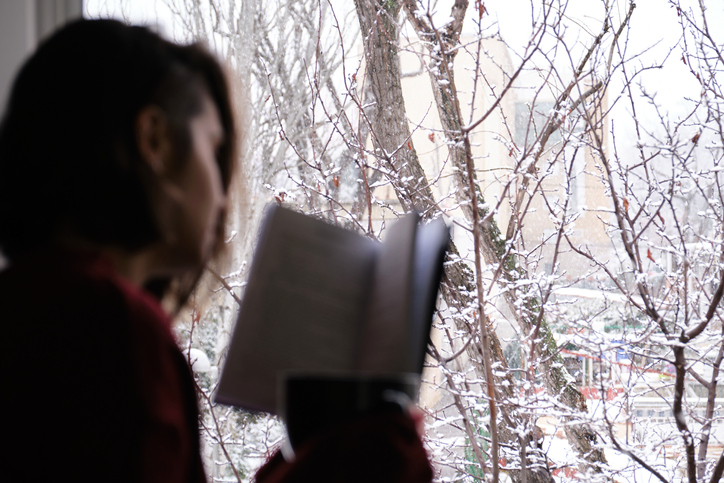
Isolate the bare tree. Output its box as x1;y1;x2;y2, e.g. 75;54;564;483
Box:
568;2;724;481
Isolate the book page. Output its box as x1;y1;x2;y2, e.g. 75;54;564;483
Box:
215;206;378;413
354;213;419;373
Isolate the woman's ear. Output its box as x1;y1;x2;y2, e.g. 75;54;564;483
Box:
135;105;172;175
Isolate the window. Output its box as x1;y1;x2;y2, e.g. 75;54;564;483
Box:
514;101;561;147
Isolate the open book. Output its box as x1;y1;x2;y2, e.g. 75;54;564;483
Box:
214;205;449;414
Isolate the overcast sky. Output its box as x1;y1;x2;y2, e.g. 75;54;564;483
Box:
85;0;722;149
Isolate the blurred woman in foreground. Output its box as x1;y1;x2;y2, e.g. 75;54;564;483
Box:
1;19;234;482
0;19;431;482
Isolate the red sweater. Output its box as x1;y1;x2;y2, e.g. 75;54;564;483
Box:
2;248;205;482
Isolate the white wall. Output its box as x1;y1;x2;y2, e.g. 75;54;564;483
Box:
0;0;82;114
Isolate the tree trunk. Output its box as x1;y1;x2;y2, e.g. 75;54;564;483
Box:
400;0;609;474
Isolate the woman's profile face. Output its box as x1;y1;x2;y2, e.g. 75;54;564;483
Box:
160;93;227;270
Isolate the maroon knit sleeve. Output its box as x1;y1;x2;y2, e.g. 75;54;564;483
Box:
255;412;433;483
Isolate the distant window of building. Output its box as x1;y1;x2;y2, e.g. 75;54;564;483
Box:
514;101;561;148
567;149;586;212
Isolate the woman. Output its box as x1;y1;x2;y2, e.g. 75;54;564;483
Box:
1;19;234;482
0;19;431;483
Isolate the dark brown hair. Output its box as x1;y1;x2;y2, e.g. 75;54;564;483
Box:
0;19;236;305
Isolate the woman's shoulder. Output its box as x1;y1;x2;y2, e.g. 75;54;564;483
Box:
0;246;180;482
0;246;177;367
1;246;168;323
0;245;180;398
